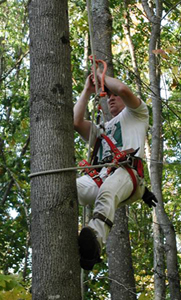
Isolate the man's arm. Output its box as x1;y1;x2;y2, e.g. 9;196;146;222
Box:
74;75;95;141
97;69;141;109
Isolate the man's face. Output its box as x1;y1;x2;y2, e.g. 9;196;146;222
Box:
107;94;125;117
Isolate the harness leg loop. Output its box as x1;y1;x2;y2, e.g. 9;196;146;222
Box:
93;212;113;228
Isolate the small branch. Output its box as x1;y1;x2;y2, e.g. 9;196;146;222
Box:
0;50;29;83
141;0;155;22
84;276;137;296
161;0;181;21
1;136;30;205
6;166;31;230
1;179;14;206
22;232;31;282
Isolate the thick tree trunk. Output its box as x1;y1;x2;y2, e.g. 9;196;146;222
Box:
142;0;181;299
29;1;81;299
91;1;137;299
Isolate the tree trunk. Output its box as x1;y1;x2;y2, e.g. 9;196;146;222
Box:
145;137;166;299
122;0;142;99
107;207;137;300
91;1;137;299
29;1;81;299
153;211;166;300
142;0;181;299
91;0;113;76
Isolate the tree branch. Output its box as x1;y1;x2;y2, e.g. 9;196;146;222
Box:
1;136;30;206
0;50;29;83
141;0;155;22
162;0;181;21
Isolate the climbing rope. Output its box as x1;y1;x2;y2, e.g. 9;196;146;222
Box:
82;1;108;297
28;161;129;179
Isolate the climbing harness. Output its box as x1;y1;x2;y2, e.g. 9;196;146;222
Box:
78;133;145;230
79;159;103;187
93;212;113;228
79;134;144;198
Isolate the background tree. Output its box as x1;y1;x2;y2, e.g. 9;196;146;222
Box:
28;0;81;299
89;0;138;299
141;0;181;299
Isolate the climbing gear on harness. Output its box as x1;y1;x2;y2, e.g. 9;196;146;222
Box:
79;160;103;187
89;56;108;126
100;155;113;164
101;133;139;174
142;187;158;208
78;226;102;270
93;212;113;228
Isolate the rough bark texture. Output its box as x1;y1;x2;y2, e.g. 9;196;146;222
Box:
91;0;113;76
91;1;137;299
29;1;81;299
142;0;181;299
107;207;137;300
153;211;166;300
123;0;142;99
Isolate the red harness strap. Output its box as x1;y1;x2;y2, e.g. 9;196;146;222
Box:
101;134;141;197
101;134;124;155
124;165;138;197
79;160;103;188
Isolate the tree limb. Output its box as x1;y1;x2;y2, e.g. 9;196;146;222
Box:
0;50;29;83
1;136;30;206
162;0;181;21
141;0;155;22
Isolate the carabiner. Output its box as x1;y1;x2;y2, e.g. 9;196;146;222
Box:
89;55;107;97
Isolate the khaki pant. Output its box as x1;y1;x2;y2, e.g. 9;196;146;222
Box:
77;166;145;248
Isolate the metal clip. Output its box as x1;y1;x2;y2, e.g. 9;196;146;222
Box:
126;155;135;168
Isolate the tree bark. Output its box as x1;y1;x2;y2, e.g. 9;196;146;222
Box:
107;207;137;300
91;0;113;76
91;1;137;299
29;1;81;299
122;0;142;99
153;211;166;300
142;0;181;299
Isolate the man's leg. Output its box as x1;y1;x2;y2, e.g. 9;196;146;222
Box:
88;167;135;246
79;167;144;270
76;175;101;270
76;174;99;206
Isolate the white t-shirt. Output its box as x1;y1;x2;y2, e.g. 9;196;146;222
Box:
93;100;149;161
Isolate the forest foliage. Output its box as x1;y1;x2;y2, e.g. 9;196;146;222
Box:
0;0;180;299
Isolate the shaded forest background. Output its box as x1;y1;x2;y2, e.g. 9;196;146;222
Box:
0;0;181;299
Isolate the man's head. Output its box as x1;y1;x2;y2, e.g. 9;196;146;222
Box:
107;93;125;117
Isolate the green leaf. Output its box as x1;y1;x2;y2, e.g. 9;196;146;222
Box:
138;292;150;300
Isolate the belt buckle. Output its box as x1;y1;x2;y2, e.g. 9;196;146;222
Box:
92;174;99;179
127;155;134;168
102;155;112;164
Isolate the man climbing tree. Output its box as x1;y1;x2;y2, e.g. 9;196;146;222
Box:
74;67;157;270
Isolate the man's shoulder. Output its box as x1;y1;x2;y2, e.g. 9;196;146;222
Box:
124;100;149;119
